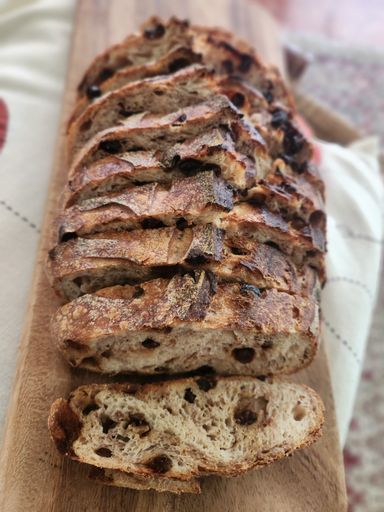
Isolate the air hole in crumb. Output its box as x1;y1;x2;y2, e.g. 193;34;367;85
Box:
63;339;84;351
60;231;77;243
222;59;234;74
291;217;306;231
248;193;267;207
146;455;172;474
309;210;326;229
95;447;112;457
232;347;255;363
141;217;165;229
238;53;253;73
154;89;165;96
178;158;201;175
128;413;149;428
132;286;144;299
265;241;280;251
261;340;273;350
154;366;169;373
230;246;247;256
234;409;257;425
80;119;92;132
99;139;122;154
101;417;116;434
174;113;187;123
196;365;215;375
240;284;261;297
142;338;160;349
81;357;97;368
116;434;130;442
176;217;188;230
235;397;268;426
292;306;300;319
83;403;99;416
230;92;245;108
168;58;191;73
196;376;217;392
143;23;165;40
184;388;196;403
293;404;306;421
101;349;112;358
186;254;208;265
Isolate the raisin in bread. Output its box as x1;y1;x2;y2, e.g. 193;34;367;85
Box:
48;377;324;494
51;271;319;375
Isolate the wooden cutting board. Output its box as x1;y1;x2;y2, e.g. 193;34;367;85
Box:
0;0;347;510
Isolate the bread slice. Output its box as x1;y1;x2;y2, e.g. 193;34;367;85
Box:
76;17;193;96
245;158;325;225
68;96;244;177
68;65;227;157
217;77;312;166
51;271;319;375
71;46;202;123
57;171;233;240
88;466;200;493
76;16;292;108
48;376;324;493
221;203;325;276
65;126;265;206
47;225;318;300
57;172;325;275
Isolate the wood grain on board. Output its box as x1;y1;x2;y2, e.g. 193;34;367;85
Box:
0;1;347;510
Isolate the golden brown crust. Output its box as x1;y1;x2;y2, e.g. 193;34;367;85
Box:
47;227;318;301
48;398;83;456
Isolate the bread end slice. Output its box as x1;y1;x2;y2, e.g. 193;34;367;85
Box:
48;377;324;493
88;466;201;494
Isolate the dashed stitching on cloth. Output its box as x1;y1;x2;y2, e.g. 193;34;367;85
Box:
323;318;361;365
325;277;375;300
0;199;40;232
336;224;384;244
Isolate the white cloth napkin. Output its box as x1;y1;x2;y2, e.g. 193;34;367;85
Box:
0;0;383;446
318;138;383;444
